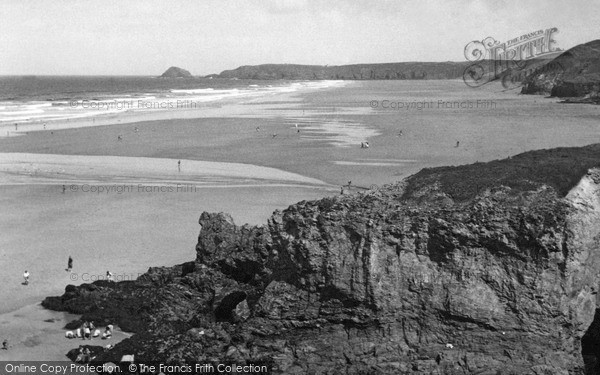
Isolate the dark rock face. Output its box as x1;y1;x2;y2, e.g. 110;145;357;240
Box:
160;66;193;78
43;145;600;374
522;39;600;97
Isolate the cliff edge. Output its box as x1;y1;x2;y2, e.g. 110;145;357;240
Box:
43;144;600;374
521;39;600;98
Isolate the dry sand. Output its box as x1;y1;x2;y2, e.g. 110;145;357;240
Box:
1;79;600;361
0;303;130;361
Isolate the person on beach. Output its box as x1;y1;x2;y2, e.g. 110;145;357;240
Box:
2;339;8;350
89;322;95;339
83;322;91;340
117;135;122;141
256;126;260;132
62;185;66;194
178;160;181;172
67;256;73;272
456;141;460;147
83;347;91;362
23;270;29;285
106;270;113;282
102;325;113;339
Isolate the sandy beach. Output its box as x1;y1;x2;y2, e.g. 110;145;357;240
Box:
0;152;329;186
0;303;130;361
1;80;600;361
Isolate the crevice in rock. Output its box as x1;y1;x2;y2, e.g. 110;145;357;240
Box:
582;308;600;375
214;291;247;322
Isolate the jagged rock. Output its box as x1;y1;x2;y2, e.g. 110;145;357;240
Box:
43;144;600;374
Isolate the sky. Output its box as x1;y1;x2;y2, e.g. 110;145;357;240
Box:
0;0;598;75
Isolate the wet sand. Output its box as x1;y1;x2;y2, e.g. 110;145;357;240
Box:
1;80;599;360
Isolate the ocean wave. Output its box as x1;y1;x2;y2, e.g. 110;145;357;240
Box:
0;80;346;124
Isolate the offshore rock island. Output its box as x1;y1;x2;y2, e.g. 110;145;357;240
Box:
160;66;193;78
43;144;600;374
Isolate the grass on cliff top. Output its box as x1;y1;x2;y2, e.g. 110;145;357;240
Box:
402;144;600;202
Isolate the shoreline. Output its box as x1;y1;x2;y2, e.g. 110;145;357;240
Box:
0;80;353;137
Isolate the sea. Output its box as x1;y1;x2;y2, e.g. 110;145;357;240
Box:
0;76;342;123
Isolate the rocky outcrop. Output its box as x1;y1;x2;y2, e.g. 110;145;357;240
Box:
521;39;600;97
216;62;471;80
160;66;193;78
43;144;600;374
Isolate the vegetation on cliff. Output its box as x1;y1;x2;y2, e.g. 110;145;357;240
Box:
521;39;600;98
216;62;472;80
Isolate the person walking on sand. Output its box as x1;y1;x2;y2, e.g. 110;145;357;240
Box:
67;256;73;272
2;339;7;350
178;160;181;172
62;185;66;194
456;140;460;148
23;270;29;285
106;270;113;282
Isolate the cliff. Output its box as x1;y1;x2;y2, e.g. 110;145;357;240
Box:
216;62;471;80
43;144;600;374
160;66;193;78
521;40;600;97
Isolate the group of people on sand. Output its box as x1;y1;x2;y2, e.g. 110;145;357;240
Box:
66;323;113;340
